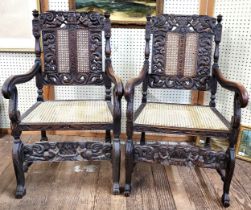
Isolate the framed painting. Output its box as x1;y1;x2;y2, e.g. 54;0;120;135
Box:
236;125;251;162
0;0;39;52
69;0;164;26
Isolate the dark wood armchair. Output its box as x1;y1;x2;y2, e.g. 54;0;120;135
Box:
124;14;249;207
2;11;123;198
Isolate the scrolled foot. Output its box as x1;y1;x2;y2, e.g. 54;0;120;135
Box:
221;193;230;207
15;185;26;199
124;184;131;197
112;182;120;195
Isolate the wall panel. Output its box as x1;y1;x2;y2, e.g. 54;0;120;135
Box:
214;0;251;125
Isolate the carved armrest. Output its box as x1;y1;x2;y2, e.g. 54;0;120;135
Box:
213;67;249;108
125;61;148;139
105;60;123;98
2;61;41;123
124;61;148;101
105;59;123;137
2;61;41;99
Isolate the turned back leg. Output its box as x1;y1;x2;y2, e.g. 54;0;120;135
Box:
140;132;145;145
40;130;48;141
105;130;111;143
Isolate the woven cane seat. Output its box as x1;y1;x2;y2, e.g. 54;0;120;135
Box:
134;103;229;131
21;101;113;124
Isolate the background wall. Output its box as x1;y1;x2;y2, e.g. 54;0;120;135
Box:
0;0;250;131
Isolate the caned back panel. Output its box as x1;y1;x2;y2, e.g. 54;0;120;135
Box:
148;15;217;90
36;11;106;85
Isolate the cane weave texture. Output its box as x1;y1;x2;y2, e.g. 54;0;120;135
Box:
184;33;198;77
77;29;90;73
164;32;198;76
22;101;112;124
57;29;70;73
165;32;179;75
135;103;229;131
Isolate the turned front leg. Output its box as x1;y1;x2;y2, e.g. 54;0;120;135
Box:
112;138;120;194
12;138;26;198
124;139;134;196
222;147;235;207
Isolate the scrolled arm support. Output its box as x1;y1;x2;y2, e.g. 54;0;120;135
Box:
2;61;41;99
125;61;149;100
105;59;123;98
213;66;249;108
125;61;149;139
213;65;249;146
105;59;123;137
2;61;41;123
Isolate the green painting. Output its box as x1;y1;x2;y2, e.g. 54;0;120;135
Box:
238;129;251;159
75;0;157;24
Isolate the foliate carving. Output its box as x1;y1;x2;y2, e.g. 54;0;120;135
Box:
134;143;226;169
151;15;216;34
149;15;217;90
39;11;104;29
23;142;112;162
34;11;105;85
43;31;57;73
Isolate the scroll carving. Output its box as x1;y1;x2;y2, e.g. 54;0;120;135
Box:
134;143;226;169
33;11;105;85
149;15;217;90
23;142;112;162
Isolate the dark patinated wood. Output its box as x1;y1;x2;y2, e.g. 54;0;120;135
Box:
149;15;216;90
124;14;249;208
23;141;112;162
213;66;249;108
1;10;123;198
134;143;227;169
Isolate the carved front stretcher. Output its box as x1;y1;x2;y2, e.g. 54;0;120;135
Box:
23;142;112;162
133;143;226;169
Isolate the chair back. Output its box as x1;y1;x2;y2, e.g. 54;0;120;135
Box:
147;14;222;90
32;11;111;85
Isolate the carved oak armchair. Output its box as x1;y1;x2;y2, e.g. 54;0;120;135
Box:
124;14;249;207
2;11;123;198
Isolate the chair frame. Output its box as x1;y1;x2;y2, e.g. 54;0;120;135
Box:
124;14;249;207
2;10;123;198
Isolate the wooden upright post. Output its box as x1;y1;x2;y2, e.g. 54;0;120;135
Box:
195;0;215;144
39;0;55;101
192;0;215;106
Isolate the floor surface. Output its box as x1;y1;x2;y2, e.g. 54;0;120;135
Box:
0;134;250;210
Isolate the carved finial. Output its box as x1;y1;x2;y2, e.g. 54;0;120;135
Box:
33;10;39;18
217;14;222;23
104;11;110;19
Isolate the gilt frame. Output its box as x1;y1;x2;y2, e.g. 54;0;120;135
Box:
236;124;251;162
68;0;164;27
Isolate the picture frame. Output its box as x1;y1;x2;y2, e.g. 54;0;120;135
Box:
0;0;40;52
68;0;164;27
236;125;251;162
